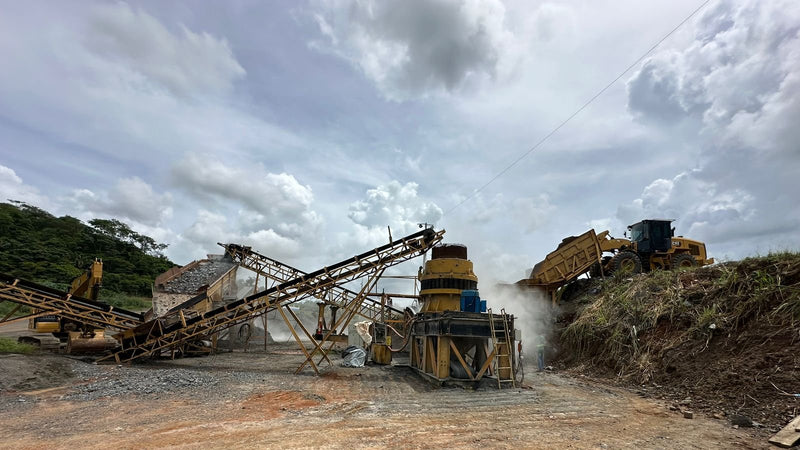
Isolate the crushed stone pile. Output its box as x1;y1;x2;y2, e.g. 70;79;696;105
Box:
163;260;235;294
65;364;220;401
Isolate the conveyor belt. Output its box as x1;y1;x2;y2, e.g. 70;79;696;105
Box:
0;274;144;330
103;227;444;363
220;243;405;321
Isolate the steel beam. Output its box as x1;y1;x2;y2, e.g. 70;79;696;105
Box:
0;275;143;331
220;243;406;322
103;228;444;364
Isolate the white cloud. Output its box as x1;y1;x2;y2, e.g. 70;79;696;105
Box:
3;0;799;284
166;156;326;263
242;229;302;260
310;0;517;100
620;0;800;257
511;194;554;233
0;165;48;207
86;2;245;97
65;176;173;227
617;170;755;238
348;180;442;233
172;155;320;237
0;2;302;170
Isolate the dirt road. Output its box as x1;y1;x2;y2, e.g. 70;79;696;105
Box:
0;345;768;449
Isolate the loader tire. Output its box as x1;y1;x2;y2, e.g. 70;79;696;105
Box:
610;251;642;275
589;262;602;278
671;253;696;270
590;256;613;278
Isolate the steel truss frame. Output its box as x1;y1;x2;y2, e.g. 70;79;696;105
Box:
102;228;444;365
220;243;405;322
0;274;144;331
295;267;385;374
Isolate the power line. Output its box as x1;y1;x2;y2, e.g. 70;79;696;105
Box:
442;0;713;217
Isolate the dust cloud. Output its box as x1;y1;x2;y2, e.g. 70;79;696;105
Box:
482;283;556;358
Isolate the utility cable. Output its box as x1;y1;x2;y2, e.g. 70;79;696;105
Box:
442;0;713;217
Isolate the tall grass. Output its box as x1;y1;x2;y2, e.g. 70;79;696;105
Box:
560;252;800;379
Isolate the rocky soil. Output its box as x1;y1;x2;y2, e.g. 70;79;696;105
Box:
0;345;770;449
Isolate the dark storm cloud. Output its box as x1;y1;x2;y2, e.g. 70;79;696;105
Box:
311;0;511;99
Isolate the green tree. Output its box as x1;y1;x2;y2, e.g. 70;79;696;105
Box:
1;202;176;297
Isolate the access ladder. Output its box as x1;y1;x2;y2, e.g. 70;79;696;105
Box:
488;308;516;388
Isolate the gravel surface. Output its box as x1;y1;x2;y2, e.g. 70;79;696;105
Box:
0;349;769;449
1;354;268;403
65;365;221;401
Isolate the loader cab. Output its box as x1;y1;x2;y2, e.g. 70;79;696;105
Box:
628;219;673;253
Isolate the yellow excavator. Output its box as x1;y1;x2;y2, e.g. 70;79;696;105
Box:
27;259;116;352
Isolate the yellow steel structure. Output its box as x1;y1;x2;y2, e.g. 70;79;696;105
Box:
0;274;143;331
69;259;103;300
220;243;405;322
418;244;477;313
28;259;104;335
100;227;444;368
410;244;517;387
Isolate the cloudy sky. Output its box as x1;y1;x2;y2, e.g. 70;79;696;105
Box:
1;0;798;286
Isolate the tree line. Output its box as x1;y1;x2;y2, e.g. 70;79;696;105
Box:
0;201;176;297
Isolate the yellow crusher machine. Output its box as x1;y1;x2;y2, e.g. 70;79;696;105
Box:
409;244;519;387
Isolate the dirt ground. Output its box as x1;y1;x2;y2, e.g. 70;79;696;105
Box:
0;342;773;450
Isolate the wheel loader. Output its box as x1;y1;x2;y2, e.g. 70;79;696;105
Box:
592;219;714;276
516;219;714;301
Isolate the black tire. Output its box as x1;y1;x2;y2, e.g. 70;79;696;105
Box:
237;323;253;343
590;256;613;278
610;251;642;275
671;253;696;270
589;261;603;278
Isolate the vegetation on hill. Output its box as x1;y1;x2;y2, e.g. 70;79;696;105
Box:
555;252;800;428
0;201;175;303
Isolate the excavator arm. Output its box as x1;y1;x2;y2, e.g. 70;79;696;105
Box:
69;259;103;301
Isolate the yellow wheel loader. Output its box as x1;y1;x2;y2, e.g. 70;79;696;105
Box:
592;219;714;276
517;219;714;302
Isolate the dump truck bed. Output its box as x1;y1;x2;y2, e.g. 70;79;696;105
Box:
517;229;601;292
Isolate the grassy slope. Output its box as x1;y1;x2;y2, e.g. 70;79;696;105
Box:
556;252;800;427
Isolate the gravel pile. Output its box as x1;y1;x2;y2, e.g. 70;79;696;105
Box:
65;365;221;401
2;354;274;406
163;260;235;294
